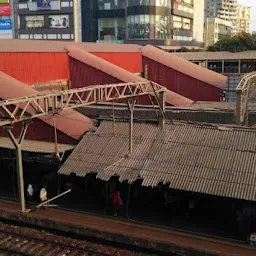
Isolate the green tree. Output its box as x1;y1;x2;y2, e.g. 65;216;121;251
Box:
207;32;256;52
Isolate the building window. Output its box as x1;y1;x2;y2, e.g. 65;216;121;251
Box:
34;34;43;39
49;15;69;28
128;0;171;7
128;14;171;39
173;16;191;30
47;34;57;39
62;34;71;39
173;35;192;41
98;0;126;10
174;0;193;13
25;16;44;29
19;34;29;39
19;3;27;9
99;18;125;41
61;1;69;7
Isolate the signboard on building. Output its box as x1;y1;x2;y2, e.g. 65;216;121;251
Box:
0;19;12;39
0;3;11;16
37;0;51;9
49;15;69;28
0;0;9;3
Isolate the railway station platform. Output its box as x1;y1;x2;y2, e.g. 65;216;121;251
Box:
0;200;256;256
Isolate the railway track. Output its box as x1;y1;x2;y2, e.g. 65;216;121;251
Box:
0;230;111;256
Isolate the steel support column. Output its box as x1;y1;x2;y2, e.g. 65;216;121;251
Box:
159;91;165;128
127;99;136;154
6;122;29;214
236;89;242;125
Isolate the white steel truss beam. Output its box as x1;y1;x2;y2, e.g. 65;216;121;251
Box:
0;81;165;127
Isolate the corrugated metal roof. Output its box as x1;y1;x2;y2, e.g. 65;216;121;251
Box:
0;137;74;153
173;51;256;61
0;39;142;53
142;45;227;89
67;47;194;107
59;120;256;201
0;71;93;140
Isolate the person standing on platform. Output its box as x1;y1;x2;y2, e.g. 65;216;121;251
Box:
40;186;48;207
27;184;34;202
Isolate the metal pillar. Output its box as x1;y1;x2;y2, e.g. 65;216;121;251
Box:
159;91;165;128
235;89;242;125
6;122;29;214
73;0;82;42
127;99;135;154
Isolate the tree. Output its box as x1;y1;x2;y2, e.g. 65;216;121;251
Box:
207;32;256;52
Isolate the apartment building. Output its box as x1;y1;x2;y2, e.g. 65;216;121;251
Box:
206;0;237;34
17;0;74;40
82;0;202;47
236;4;251;34
205;17;232;47
0;0;13;39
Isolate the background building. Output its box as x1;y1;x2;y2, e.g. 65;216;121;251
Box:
236;4;251;34
206;0;237;34
82;0;202;47
17;0;74;40
205;17;232;47
0;0;13;39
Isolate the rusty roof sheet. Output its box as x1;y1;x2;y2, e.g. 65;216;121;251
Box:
173;51;256;61
59;120;256;201
142;45;227;89
67;47;194;107
0;71;93;140
0;137;74;153
0;39;142;53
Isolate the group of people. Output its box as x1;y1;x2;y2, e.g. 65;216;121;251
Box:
27;184;48;204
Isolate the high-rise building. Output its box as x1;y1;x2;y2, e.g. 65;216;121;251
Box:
16;0;74;41
206;0;237;33
205;17;232;47
0;0;13;39
236;4;251;34
82;0;202;47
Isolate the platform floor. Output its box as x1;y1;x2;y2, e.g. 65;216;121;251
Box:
0;200;255;256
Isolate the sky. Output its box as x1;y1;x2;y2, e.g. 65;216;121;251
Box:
238;0;256;32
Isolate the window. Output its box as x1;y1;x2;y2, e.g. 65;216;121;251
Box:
19;3;27;9
61;1;69;7
173;16;191;30
98;0;126;10
98;18;125;40
25;16;44;29
128;14;171;39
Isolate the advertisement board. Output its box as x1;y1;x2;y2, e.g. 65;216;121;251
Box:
0;19;12;30
49;15;69;28
0;0;9;3
0;4;11;16
0;19;12;39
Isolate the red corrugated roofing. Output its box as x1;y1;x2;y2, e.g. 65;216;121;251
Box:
67;46;194;107
0;52;69;84
0;71;93;140
142;45;227;89
0;39;142;53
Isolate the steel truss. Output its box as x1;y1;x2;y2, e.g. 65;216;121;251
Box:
0;81;165;214
236;72;256;125
0;81;164;126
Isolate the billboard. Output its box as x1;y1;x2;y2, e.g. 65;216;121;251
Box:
0;19;12;39
49;15;69;28
0;19;12;30
0;4;11;16
0;0;9;3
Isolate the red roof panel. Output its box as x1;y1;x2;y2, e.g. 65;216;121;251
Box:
142;45;227;89
67;47;194;107
0;71;93;140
